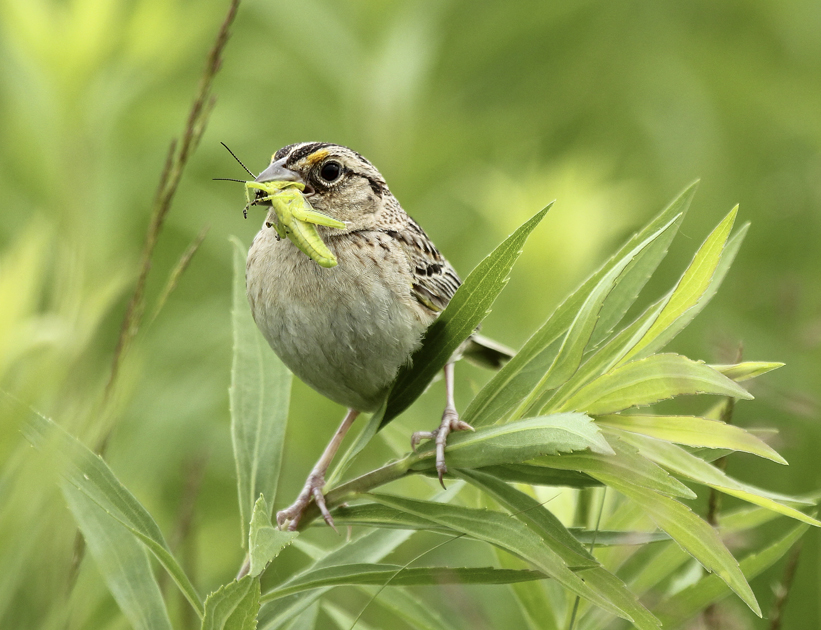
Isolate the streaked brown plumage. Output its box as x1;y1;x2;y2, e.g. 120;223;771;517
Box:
245;142;511;530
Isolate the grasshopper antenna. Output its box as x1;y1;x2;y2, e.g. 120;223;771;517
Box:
212;177;247;183
220;142;255;177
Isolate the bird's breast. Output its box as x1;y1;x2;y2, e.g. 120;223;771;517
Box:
245;223;432;411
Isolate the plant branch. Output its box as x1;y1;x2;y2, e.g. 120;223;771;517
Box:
768;541;803;630
98;0;240;455
66;0;241;594
296;454;423;530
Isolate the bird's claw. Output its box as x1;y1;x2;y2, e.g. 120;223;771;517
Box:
276;471;337;532
410;407;474;488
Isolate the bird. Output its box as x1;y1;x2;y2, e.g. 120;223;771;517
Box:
243;142;512;531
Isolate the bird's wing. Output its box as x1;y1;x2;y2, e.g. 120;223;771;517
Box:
380;217;462;313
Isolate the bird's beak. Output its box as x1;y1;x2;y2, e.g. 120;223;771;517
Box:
255;157;303;184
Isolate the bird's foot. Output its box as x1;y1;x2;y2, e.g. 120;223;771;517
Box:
276;470;337;532
410;407;474;487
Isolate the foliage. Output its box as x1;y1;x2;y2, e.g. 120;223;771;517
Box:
14;185;818;629
2;1;820;628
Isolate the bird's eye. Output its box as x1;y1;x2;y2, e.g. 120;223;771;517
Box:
320;161;342;182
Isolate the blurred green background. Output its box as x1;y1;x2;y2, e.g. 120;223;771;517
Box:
1;0;819;628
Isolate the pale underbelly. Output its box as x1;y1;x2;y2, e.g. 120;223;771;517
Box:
246;227;431;412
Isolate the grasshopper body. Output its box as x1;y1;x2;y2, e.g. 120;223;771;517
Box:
245;181;346;268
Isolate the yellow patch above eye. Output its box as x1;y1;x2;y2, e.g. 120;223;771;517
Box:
305;149;330;165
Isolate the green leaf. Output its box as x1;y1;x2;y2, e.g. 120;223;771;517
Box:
325;501;667;545
611;430;820;526
202;576;260;630
511;213;683;418
461;182;697;429
453;469;660;629
590;187;696;348
262;563;547;601
543;216;747;415
325;502;455;533
537;297;667;414
596;473;760;616
367;587;462;630
495;551;560;630
323;601;375;630
532;436;696;499
230;238;292;546
368;493;636;623
410;413;613;472
550;219;749;420
17;398;204;617
249;495;298;577
258;513;434;630
577;541;690;630
596;414;786;463
381;203;552;427
620;207;740;364
455;464;598;487
655;521;810;627
453;468;597;567
283;601;319;630
710;361;784;382
62;482;173;630
558;354;752;415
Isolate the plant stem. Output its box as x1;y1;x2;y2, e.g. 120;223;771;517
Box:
768;541;803;630
296;454;422;530
67;0;241;592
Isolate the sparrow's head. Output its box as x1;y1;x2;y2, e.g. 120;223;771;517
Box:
254;142;390;230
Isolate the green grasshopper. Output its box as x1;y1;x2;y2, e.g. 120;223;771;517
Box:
245;180;346;268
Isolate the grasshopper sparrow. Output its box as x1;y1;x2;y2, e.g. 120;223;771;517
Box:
244;142;511;530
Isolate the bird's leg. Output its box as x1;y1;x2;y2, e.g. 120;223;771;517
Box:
277;408;360;531
410;362;474;486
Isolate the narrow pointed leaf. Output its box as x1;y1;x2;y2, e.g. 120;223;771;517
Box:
283;601;319;630
262;563;547;600
577;541;690;630
590;192;694;348
620;208;741;363
596;414;786;463
410;413;613;472
454;468;597;567
381;203;552;427
326;500;667;545
367;587;462;630
63;483;173;630
202;576;260;630
717;494;821;530
559;354;752;415
369;494;635;622
613;430;820;526
258;486;463;630
230;238;292;546
533;436;695;499
655;521;810;627
459;464;598;487
463;182;697;429
597;473;760;616
18;400;204;617
323;601;376;630
495;552;560;630
513;213;682;417
538;298;667;414
454;469;661;629
542;218;748;416
249;496;298;577
710;361;784;382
